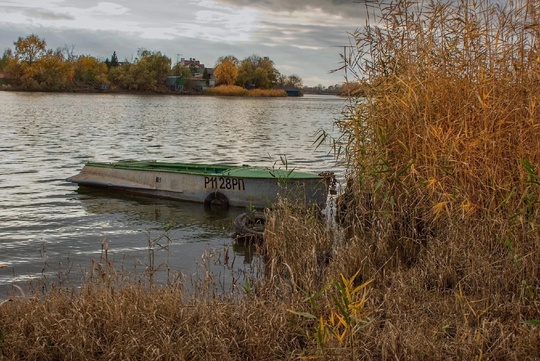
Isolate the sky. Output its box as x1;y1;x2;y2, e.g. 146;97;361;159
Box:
0;0;369;87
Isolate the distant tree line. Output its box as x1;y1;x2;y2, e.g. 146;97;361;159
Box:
213;54;299;89
0;34;338;93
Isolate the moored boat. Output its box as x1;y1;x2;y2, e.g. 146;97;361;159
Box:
66;161;334;209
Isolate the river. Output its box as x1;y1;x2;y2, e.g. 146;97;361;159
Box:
0;91;346;297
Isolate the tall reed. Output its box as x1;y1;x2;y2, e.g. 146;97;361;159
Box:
321;0;540;357
341;0;540;222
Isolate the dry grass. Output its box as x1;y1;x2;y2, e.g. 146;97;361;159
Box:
202;85;287;97
0;255;309;361
202;85;249;96
247;88;287;97
1;0;540;359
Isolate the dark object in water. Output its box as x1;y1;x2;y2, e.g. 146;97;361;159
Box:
232;211;265;243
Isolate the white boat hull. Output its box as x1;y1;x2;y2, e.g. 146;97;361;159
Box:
67;163;330;209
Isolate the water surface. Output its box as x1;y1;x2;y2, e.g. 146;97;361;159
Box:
0;92;346;296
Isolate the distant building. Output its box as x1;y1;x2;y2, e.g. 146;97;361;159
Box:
167;64;215;92
166;76;185;91
166;73;215;92
178;58;205;73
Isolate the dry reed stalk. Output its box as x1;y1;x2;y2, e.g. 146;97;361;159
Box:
261;201;335;295
0;270;310;360
322;0;540;358
344;0;540;221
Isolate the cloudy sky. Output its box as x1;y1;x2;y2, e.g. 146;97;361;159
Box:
0;0;368;87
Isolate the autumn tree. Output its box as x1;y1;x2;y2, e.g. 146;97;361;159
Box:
214;55;239;85
107;61;133;89
14;34;46;64
7;36;73;90
4;59;27;87
32;50;74;90
73;56;108;86
252;67;270;88
134;50;171;91
236;57;254;88
236;54;279;89
60;44;77;61
108;49;171;91
258;56;279;87
171;63;192;78
0;49;13;71
282;74;303;88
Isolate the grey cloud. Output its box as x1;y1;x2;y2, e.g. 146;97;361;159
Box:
3;6;75;21
215;0;369;18
254;19;354;47
25;8;75;20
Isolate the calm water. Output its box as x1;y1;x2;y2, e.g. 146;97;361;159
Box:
0;91;346;297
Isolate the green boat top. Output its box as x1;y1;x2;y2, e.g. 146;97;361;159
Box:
86;161;324;180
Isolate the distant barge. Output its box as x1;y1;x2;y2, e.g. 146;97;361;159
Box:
67;161;334;209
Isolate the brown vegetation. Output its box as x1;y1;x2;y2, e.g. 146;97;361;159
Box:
0;269;305;360
1;0;539;359
203;85;287;97
247;88;287;97
202;84;249;96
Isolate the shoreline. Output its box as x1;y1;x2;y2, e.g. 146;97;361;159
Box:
0;84;342;97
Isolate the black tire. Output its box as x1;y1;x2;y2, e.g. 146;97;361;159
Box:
204;192;230;210
233;212;264;242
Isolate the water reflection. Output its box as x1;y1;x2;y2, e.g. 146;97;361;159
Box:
75;187;243;228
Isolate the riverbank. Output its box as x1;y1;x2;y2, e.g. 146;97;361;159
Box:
0;83;341;97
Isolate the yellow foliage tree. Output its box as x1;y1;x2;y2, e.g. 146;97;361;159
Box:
14;34;46;64
214;56;239;85
33;52;74;90
74;56;108;86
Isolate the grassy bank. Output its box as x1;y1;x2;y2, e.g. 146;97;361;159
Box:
1;0;539;359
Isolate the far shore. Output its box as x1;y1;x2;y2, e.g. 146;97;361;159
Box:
0;84;342;97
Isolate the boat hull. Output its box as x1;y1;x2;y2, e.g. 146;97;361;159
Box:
67;162;330;209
